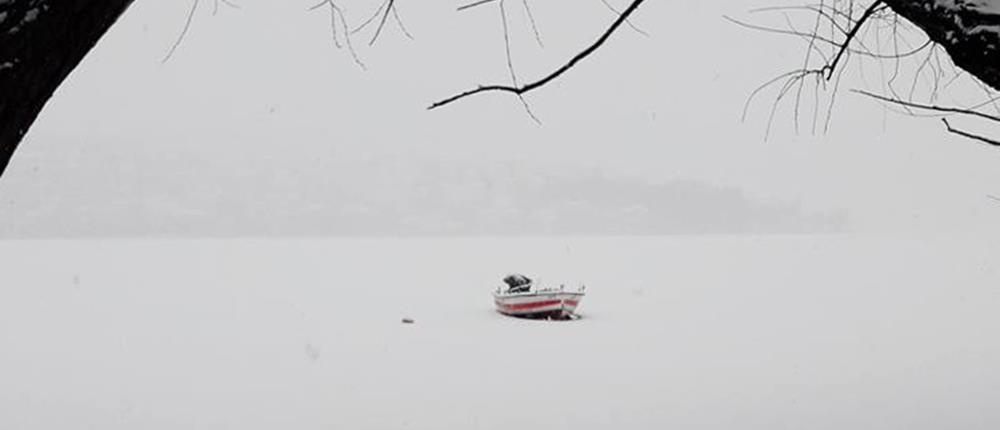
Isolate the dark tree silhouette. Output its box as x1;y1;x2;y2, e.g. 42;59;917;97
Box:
0;0;135;177
736;0;1000;144
886;0;1000;92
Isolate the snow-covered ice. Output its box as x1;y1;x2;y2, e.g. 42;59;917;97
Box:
1;235;999;429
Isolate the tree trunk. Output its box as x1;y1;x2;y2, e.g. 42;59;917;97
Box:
884;0;1000;92
0;0;134;178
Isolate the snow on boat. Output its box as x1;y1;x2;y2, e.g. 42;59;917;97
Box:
493;274;585;320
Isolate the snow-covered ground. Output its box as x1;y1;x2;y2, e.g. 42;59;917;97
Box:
2;235;999;429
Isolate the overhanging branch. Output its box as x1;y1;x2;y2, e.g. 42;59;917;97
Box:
428;0;646;110
853;89;1000;124
942;118;1000;147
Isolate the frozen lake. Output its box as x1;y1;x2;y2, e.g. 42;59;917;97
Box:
2;235;999;429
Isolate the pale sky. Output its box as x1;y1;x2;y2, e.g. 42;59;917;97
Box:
2;0;1000;235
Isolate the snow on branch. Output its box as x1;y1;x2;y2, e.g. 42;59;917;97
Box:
884;0;1000;91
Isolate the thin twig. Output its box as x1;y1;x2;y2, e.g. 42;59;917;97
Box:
972;79;1000;116
351;0;389;34
823;54;847;133
742;70;807;121
724;14;926;61
518;94;542;124
750;5;850;36
521;0;544;48
599;0;648;36
824;0;882;79
854;89;1000;123
212;0;239;15
369;0;396;45
336;4;366;69
498;0;539;121
458;0;499;12
163;0;200;63
310;0;343;48
330;4;342;48
310;0;365;69
499;0;517;86
793;7;825;134
391;3;414;40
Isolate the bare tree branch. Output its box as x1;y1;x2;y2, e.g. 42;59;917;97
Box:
309;0;366;69
351;0;388;34
391;3;414;40
163;0;200;63
853;89;1000;124
335;4;366;69
458;0;500;12
368;0;396;46
599;0;648;37
309;0;341;47
724;14;928;61
739;0;1000;147
498;0;518;86
496;0;541;123
942;118;1000;147
734;1;902;139
742;70;809;122
429;0;646;110
749;5;850;36
821;0;881;79
343;0;410;46
521;0;544;48
212;0;240;16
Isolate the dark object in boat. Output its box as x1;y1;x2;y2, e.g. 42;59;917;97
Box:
502;273;532;293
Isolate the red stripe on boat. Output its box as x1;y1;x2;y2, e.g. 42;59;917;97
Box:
564;300;579;306
498;299;562;310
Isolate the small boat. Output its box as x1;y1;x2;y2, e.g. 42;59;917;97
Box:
493;274;585;320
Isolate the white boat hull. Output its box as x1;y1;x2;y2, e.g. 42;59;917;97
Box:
493;291;584;319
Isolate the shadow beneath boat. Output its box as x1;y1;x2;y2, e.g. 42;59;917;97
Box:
495;311;585;322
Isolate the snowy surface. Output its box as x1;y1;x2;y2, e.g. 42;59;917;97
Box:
2;235;999;429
